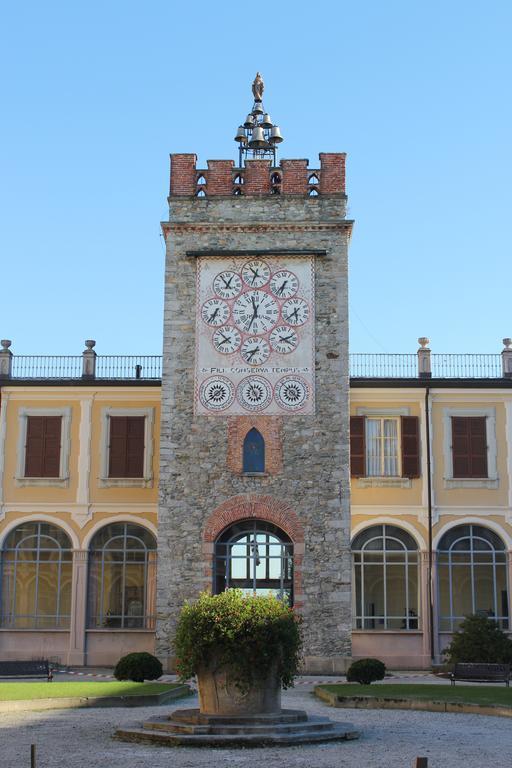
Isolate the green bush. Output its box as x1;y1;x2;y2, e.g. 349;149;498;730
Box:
443;614;512;664
174;589;303;692
114;652;163;683
346;658;386;685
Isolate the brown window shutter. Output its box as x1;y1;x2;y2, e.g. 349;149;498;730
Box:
452;416;488;478
126;416;145;477
42;416;62;477
25;416;44;477
109;416;128;477
350;416;366;477
25;416;61;477
469;416;488;477
108;416;145;478
401;416;420;478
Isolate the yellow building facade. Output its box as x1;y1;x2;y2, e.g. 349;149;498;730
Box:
1;342;512;668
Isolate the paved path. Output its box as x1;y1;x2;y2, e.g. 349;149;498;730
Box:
2;683;512;768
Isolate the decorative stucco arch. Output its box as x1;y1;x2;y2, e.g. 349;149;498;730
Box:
0;514;80;550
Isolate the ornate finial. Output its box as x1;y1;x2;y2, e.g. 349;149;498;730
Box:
252;72;264;102
1;340;12;350
503;338;512;350
84;339;96;350
418;337;430;349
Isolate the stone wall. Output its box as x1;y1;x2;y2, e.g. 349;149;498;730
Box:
157;160;353;674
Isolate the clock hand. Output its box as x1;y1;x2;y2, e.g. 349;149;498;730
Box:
246;346;259;361
279;334;295;343
250;268;260;284
277;280;288;296
285;308;299;322
218;334;231;345
209;308;220;323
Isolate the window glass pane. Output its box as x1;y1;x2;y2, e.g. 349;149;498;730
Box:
87;523;156;629
366;418;381;476
383;418;399;476
1;522;72;629
451;564;473;617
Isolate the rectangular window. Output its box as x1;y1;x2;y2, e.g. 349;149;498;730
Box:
451;416;488;478
350;414;420;479
365;417;400;476
108;416;145;478
24;416;62;478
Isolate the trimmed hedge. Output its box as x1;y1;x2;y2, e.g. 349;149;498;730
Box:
346;658;386;685
114;652;163;683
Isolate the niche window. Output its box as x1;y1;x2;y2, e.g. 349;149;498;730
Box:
243;428;265;473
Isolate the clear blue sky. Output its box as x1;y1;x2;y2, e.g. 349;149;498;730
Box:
1;0;510;356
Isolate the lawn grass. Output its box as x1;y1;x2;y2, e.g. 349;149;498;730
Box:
0;681;181;701
318;683;512;707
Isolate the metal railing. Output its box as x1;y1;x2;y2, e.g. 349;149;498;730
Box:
2;353;507;380
10;355;162;380
430;353;502;379
350;354;418;378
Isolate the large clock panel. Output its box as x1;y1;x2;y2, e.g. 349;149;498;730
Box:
195;256;315;415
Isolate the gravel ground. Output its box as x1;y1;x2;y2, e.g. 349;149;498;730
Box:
2;684;512;768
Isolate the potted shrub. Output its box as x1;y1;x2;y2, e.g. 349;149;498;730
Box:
174;589;303;716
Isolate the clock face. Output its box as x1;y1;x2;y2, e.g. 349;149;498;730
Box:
269;325;299;354
213;271;243;300
241;260;271;288
240;337;271;366
196;256;315;416
199;376;235;411
275;375;310;411
281;297;310;326
269;270;299;299
232;290;279;335
236;376;273;411
201;298;230;327
212;325;241;355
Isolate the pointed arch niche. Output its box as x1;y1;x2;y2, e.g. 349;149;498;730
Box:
227;416;282;476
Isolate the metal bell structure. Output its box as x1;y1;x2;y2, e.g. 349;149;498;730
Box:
234;73;284;166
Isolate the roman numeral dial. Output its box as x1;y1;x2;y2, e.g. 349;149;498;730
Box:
232;290;279;335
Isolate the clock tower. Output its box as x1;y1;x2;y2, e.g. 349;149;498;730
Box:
157;75;353;673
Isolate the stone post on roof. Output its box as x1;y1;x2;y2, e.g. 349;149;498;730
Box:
417;337;431;378
82;339;97;379
0;340;13;379
501;338;512;378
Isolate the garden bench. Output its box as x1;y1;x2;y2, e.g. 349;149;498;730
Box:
450;662;510;686
0;660;52;681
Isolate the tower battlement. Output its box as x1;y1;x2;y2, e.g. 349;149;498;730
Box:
169;153;346;198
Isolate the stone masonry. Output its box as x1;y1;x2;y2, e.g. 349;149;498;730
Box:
157;153;353;674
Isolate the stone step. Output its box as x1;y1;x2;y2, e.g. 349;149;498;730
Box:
142;714;338;736
115;724;360;747
170;707;308;725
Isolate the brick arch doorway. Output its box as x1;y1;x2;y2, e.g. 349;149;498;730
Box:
202;495;305;609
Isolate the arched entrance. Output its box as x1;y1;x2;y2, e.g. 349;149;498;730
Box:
214;520;293;604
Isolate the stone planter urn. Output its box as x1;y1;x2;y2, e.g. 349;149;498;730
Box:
197;662;281;716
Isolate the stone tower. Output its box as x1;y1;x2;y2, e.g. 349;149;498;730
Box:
157;76;353;673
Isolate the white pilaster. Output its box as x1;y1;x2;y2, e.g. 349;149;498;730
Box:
77;395;94;507
0;392;9;515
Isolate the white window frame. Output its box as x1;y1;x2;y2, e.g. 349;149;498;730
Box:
15;407;72;487
442;407;498;489
355;407;411;488
99;407;154;488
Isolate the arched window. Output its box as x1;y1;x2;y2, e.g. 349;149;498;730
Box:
437;524;509;631
0;522;72;629
352;524;419;630
87;523;157;630
243;428;265;473
214;520;293;604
